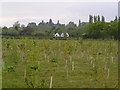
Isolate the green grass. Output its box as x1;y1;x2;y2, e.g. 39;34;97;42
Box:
2;38;118;88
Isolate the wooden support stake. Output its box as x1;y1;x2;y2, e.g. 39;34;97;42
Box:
70;56;72;63
104;62;107;70
24;66;26;80
45;54;47;60
93;63;95;68
91;60;93;65
50;76;53;88
107;68;110;79
38;61;40;70
72;61;74;71
111;57;114;63
66;60;68;79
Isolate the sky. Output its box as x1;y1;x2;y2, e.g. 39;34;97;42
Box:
0;1;118;27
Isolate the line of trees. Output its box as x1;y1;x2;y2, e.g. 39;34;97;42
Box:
1;15;119;39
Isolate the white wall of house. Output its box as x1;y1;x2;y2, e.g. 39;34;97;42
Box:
61;33;64;37
66;33;69;37
54;33;60;37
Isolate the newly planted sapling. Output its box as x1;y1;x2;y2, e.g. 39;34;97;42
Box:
18;44;25;50
111;57;114;63
30;65;38;71
6;65;16;72
50;57;57;63
65;59;69;80
107;68;110;79
6;43;10;49
72;61;74;71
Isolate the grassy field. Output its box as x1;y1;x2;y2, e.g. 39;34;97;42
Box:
2;37;118;88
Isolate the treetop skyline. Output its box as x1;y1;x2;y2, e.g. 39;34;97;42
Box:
0;2;118;27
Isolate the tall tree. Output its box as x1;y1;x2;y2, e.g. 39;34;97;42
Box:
119;17;120;21
98;16;100;22
89;15;93;23
42;20;44;24
27;22;37;28
94;16;97;23
102;16;105;22
114;16;118;21
13;21;20;30
49;19;54;25
57;20;60;25
78;19;81;26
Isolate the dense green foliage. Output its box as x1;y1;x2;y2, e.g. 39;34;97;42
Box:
1;15;119;39
2;38;118;88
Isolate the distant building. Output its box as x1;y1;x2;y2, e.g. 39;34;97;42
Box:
53;33;69;37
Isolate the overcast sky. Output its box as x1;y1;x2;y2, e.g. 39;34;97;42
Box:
0;1;118;27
